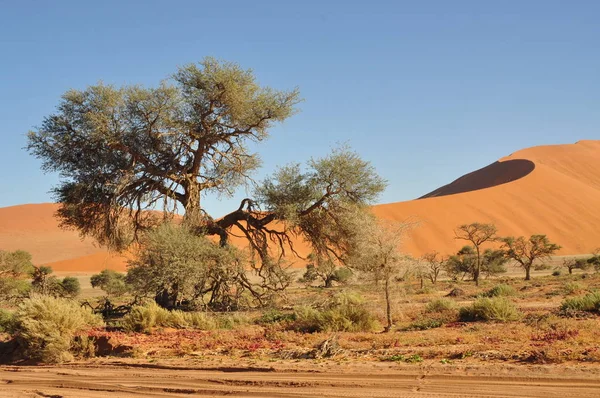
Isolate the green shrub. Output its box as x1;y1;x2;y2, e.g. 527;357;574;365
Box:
290;292;379;333
484;284;516;297
407;317;443;330
562;281;584;295
90;269;129;297
216;313;250;329
256;309;296;325
560;291;600;313
122;302;171;332
59;277;81;298
552;270;562;277
12;295;103;363
459;297;521;322
0;308;15;333
122;302;220;332
425;298;455;313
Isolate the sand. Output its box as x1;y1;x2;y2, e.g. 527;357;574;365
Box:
1;360;600;397
1;140;599;272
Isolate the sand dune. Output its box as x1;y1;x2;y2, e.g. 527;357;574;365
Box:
373;140;600;256
0;140;598;271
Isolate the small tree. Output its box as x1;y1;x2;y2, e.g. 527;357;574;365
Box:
501;235;561;280
588;248;600;271
562;258;590;274
455;223;498;286
420;252;445;284
31;266;58;295
299;253;352;288
444;246;507;281
59;277;81;298
90;269;129;297
0;250;34;302
349;218;409;333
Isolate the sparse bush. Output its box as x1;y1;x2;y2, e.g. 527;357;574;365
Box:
0;308;15;333
425;298;456;313
560;291;600;314
90;269;129;297
12;295;103;363
256;309;296;325
562;281;584;295
407;317;444;330
122;302;221;332
484;284;516;297
552;270;562;277
290;292;379;333
459;297;521;322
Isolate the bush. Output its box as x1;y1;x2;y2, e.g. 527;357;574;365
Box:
484;284;516;297
0;308;15;333
12;295;104;363
122;302;220;332
256;309;296;325
425;298;455;313
552;270;562;277
560;291;600;314
60;277;81;298
562;281;584;295
290;292;379;333
90;269;129;297
459;297;521;322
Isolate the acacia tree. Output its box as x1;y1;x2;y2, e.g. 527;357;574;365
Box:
0;250;34;302
454;223;498;286
27;57;386;306
501;235;561;280
420;252;445;284
443;245;507;281
349;218;409;333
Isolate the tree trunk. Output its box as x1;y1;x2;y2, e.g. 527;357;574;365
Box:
183;182;202;226
525;266;531;281
474;247;481;286
383;277;392;333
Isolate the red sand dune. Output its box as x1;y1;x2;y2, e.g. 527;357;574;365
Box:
0;140;599;272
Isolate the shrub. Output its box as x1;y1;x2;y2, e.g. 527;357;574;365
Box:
12;295;103;363
59;277;81;298
560;291;600;314
552;270;562;277
90;269;129;297
122;302;220;332
459;297;521;322
290;292;379;332
0;308;15;333
256;309;296;325
122;302;172;332
425;298;455;313
407;317;443;331
562;281;584;295
484;284;516;297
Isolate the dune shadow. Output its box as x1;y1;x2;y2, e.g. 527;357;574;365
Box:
418;159;535;199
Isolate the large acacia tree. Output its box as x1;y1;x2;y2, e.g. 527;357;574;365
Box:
27;57;386;304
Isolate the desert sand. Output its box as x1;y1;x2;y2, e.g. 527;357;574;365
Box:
1;360;600;397
1;140;599;272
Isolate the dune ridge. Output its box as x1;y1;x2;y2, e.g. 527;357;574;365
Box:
1;140;599;272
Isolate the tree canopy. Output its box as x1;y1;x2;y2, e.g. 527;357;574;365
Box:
27;57;386;306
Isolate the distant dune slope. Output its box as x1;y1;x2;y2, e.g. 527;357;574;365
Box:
373;140;600;256
1;140;598;271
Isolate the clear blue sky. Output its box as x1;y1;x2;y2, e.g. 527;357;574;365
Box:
1;0;598;216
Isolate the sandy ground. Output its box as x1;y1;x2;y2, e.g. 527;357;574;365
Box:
2;359;600;398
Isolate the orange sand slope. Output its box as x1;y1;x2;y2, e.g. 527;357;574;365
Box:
373;140;600;256
0;140;598;272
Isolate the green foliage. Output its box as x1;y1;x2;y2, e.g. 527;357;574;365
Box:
425;298;456;313
587;252;600;271
290;292;379;333
560;291;600;314
122;302;219;332
444;246;507;281
299;254;353;288
562;281;584;295
256;309;296;325
459;297;521;322
60;277;81;298
563;258;591;274
484;284;517;297
502;235;561;280
12;295;103;363
126;223;254;310
0;250;34;303
0;308;15;333
90;269;129;297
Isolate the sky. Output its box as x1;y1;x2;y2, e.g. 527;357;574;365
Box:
0;0;598;217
